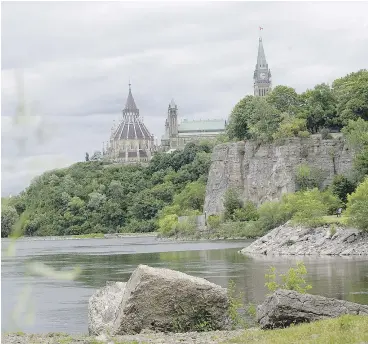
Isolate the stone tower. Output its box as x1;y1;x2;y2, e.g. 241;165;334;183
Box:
253;34;272;97
168;99;178;137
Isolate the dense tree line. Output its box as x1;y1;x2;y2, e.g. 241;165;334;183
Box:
227;69;368;142
1;142;214;237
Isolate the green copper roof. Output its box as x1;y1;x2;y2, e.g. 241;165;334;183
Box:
178;119;226;133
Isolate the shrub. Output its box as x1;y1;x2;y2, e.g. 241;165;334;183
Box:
223;189;243;221
273;115;307;140
233;201;259;222
331;174;356;204
265;262;312;294
297;130;311;138
158;214;178;236
257;200;293;231
346;177;368;231
295;164;324;191
176;216;197;236
207;214;222;229
284;189;328;227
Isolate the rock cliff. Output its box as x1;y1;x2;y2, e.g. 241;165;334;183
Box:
204;136;354;215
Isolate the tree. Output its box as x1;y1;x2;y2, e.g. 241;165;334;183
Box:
331;175;356;204
267;85;300;115
226;95;255;140
333;69;368;124
90;151;102;161
223;189;243;221
299;83;339;133
246;97;281;142
346;177;368;231
85;152;90;161
273;113;308;140
173;181;206;212
1;205;19;237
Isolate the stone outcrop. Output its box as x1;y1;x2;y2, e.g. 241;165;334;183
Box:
257;289;368;329
88;265;230;336
112;265;230;334
240;223;368;256
204;136;354;214
88;281;126;335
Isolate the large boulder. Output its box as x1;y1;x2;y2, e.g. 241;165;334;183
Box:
257;289;368;329
112;265;230;334
88;281;126;335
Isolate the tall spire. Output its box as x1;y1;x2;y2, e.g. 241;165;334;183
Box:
257;37;267;69
124;82;138;113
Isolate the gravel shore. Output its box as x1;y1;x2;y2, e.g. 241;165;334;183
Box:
2;330;248;344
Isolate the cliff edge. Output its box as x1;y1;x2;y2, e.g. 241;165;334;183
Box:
204;136;354;215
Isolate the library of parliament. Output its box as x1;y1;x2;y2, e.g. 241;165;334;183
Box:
101;35;272;164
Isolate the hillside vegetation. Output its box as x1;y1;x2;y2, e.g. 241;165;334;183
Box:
2;69;368;237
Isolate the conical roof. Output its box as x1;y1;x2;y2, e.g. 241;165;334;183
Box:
256;37;268;68
124;84;138;112
111;84;153;141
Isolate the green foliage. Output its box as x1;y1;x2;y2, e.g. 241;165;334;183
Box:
299;83;339;133
1;205;19;237
284;189;330;227
267;85;300;115
227;280;247;329
331;174;356;204
233;201;259;222
333;69;368;124
273;113;308;141
265;262;312;294
223;189;243;221
246;97;281;143
173;180;206;212
257;200;293;232
158;214;179;236
342;118;368;181
227;95;255;140
346;177;368;231
5;143;211;237
207;214;222;230
295;164;324;191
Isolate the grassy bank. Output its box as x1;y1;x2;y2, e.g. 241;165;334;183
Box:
229;314;368;344
3;315;367;344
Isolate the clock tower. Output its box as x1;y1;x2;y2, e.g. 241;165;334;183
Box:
253;33;272;97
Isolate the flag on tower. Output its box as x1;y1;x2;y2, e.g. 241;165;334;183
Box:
259;26;263;30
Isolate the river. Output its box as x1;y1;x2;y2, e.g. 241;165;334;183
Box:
1;236;368;334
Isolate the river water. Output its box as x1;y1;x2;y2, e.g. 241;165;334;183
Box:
1;236;368;334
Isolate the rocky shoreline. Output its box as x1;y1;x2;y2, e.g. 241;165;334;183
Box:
2;330;247;344
241;223;368;256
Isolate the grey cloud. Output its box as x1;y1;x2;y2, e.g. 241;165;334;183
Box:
2;1;368;195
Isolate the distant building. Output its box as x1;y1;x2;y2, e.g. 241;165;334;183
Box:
103;84;156;164
253;35;272;96
161;99;227;152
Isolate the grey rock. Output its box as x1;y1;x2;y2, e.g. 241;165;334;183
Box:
241;223;368;256
112;264;230;335
257;289;368;329
88;281;126;335
204;136;353;215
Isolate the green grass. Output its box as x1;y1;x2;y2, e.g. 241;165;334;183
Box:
321;215;348;225
228;315;368;344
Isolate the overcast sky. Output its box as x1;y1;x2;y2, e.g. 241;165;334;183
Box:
2;1;368;196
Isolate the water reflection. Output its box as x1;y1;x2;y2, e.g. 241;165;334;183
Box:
1;237;367;334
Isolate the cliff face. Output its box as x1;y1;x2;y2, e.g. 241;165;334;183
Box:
204;136;354;214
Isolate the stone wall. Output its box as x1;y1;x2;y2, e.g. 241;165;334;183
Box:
204;135;354;215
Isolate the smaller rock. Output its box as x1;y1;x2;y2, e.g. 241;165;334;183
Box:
257;289;368;329
88;281;126;335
